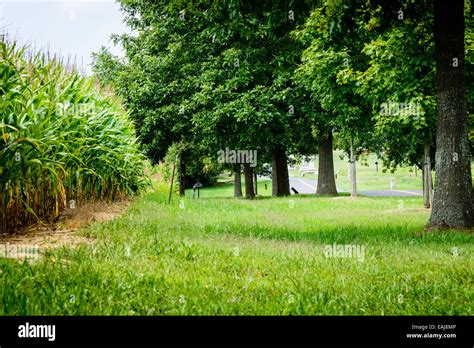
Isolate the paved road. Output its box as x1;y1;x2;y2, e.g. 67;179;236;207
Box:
289;177;422;197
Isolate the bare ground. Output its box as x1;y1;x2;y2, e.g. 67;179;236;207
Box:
0;200;130;251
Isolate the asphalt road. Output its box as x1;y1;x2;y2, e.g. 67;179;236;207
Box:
289;177;423;197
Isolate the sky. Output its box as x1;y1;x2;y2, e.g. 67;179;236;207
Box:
0;0;129;75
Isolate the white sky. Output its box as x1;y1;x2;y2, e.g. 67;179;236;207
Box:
0;0;129;75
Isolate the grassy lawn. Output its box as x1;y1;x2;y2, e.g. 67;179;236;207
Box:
1;187;473;315
193;152;474;198
186;178;273;198
290;152;474;192
290;152;424;191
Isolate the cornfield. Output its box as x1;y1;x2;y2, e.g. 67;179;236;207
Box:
0;40;148;232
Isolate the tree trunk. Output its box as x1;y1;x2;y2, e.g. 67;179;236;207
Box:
254;172;258;196
243;163;255;199
423;143;431;208
349;137;357;197
178;155;186;197
271;147;290;196
316;132;338;195
233;164;242;198
428;0;474;228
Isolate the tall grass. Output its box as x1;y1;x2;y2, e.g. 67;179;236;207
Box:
0;40;148;231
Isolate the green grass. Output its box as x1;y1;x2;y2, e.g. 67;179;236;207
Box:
194;152;427;199
290;151;424;191
1;186;473;315
186;177;273;198
189;152;474;199
290;151;474;192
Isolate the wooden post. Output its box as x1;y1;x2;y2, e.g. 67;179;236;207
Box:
426;147;433;207
254;172;258;196
423;143;431;208
168;158;177;204
350;137;357;197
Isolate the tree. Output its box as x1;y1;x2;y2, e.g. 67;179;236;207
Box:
428;0;473;228
352;0;473;225
316;130;338;195
189;0;312;197
233;164;243;198
93;1;224;195
351;0;437;207
294;0;375;196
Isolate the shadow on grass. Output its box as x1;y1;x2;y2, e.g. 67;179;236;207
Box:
199;221;474;245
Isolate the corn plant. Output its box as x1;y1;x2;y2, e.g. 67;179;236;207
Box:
0;40;148;232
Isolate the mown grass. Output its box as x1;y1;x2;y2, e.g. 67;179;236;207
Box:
289;152;425;191
290;152;474;192
185;178;273;198
1;187;473;315
198;152;426;199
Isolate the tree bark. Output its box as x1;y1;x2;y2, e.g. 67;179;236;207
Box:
316;132;338;195
233;164;242;198
428;0;474;228
178;155;186;197
349;137;357;197
271;147;290;196
243;163;255;199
